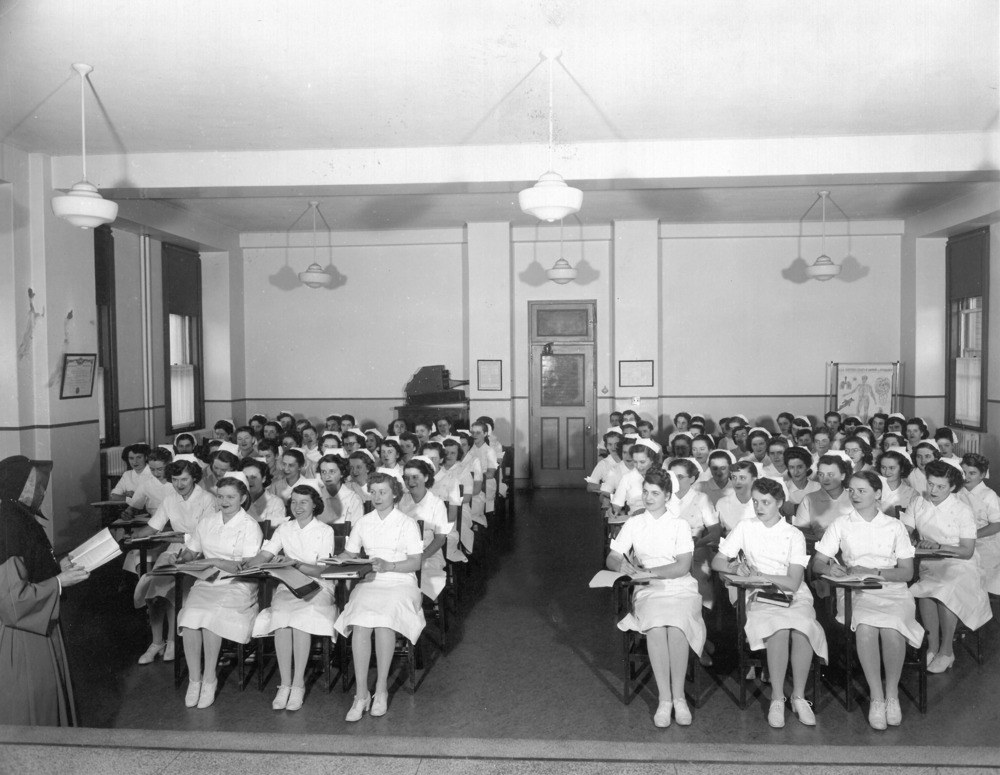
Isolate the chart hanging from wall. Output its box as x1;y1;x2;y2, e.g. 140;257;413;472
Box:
827;362;899;421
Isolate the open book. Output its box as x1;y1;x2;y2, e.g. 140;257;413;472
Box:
219;564;320;599
588;569;657;588
68;528;123;572
820;573;883;585
720;573;773;586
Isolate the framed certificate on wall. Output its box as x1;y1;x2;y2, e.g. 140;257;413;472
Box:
477;359;503;391
618;360;654;388
60;353;97;399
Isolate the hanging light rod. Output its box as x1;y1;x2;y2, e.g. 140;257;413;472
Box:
298;201;334;288
803;190;843;282
518;49;583;223
51;63;119;229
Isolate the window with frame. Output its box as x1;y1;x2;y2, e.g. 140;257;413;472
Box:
94;225;119;446
162;244;204;433
945;227;989;431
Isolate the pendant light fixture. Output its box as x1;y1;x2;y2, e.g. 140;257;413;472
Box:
546;218;577;284
298;201;334;288
518;49;583;222
51;64;119;229
804;191;842;282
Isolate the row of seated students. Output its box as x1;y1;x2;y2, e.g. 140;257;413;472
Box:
107;411;505;720
594;410;998;730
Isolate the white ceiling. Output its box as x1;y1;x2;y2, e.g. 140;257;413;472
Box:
1;0;998;231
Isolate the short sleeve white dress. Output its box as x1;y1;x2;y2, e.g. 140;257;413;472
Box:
333;508;426;644
718;518;829;661
904;494;993;630
251;518;337;639
176;509;264;643
609;511;706;655
398;489;450;600
813;511;924;647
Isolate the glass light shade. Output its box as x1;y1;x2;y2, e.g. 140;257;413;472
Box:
546;257;577;284
51;181;118;229
805;254;841;281
519;171;583;222
298;263;334;288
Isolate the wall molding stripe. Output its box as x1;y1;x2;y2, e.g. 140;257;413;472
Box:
896;394;947;400
0;419;99;432
216;397;406;403
119;405;165;414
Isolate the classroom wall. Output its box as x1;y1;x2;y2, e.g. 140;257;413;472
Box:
658;222;903;436
0;141;101;551
239;230;466;430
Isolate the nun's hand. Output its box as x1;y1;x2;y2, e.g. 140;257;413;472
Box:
57;564;90;588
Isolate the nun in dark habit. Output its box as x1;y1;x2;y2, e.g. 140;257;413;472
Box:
0;455;89;726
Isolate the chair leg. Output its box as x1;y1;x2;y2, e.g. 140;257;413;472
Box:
257;637;266;691
845;631;855;712
407;641;417;693
237;643;246;690
323;637;332;691
918;636;928;713
622;633;632;705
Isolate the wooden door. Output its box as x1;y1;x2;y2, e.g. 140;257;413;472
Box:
528;301;596;487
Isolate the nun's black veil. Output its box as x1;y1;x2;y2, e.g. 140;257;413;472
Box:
0;455;60;583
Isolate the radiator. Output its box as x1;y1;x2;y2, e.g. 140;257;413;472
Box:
101;446;127;478
959;431;981;456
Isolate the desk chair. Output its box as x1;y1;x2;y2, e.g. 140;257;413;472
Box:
728;582;822;711
613;576;703;708
825;580;928;714
171;569;264;691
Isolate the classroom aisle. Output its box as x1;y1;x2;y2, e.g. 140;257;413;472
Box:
51;488;1000;748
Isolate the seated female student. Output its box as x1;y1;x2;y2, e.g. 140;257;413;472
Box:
843;436;875;475
202;447;240;495
905;417;930;452
276;411;296;433
364;428;384;456
780;447;821;519
611;440;661;517
111;443;153;501
437;437;477;551
711;477;829;729
961;453;1000;594
234;426;258;460
908;439;941;497
666;434;692;467
794;453;853;541
667;459;720;613
248;414;267;440
317;453;365;525
902;460;993;673
390;418;410;437
132;457;218;665
398;457;451;601
268;448;306;503
248;480;336;711
668;411;691;444
174;472;264;708
319;431;342;453
261;421;283;444
240;458;287;528
325;414;342;433
379;437;405;480
714;460;758;536
334;472;425;721
607;469;705;728
812;472;922;730
878;450;917;519
934;427;961;462
587;430;624;500
213;419;235;443
776;412;796;442
343;449;375;501
766;438;789;478
301;424;322;466
420;442;467;562
697;449;734;507
740;428;772;471
341;428;365;456
690;434;715;482
121;448;175;576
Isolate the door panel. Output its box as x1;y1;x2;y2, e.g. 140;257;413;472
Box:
529;301;596;487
